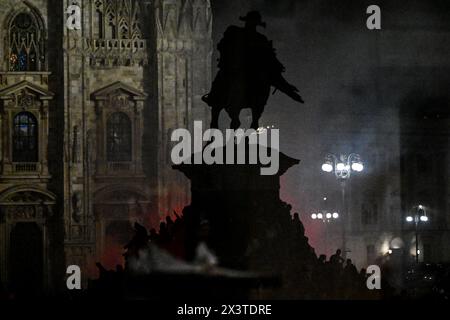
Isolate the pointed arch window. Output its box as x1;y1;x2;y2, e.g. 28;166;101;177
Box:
13;112;38;163
107;112;132;162
94;0;143;39
8;12;45;72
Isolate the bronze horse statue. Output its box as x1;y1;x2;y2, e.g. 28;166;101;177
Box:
202;11;304;130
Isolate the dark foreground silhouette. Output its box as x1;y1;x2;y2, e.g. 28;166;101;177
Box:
89;213;389;300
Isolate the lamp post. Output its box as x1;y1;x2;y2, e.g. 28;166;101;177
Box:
406;205;429;264
311;210;339;254
321;153;364;258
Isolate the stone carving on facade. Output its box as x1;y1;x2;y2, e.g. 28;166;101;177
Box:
5;205;36;220
16;89;36;109
0;189;56;221
1;204;50;222
4;191;42;203
94;0;144;40
86;215;96;240
110;92;132;110
71;225;83;239
86;128;97;170
72;125;81;163
155;0;212;39
72;191;83;223
64;0;149;67
65;36;148;67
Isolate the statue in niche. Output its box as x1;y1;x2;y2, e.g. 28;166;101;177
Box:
72;125;80;163
72;192;83;223
17;90;35;109
86;129;97;175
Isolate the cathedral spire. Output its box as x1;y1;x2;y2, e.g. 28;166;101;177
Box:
178;0;193;38
193;0;212;37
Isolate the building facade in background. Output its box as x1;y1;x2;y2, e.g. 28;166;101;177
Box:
315;23;450;271
0;0;212;292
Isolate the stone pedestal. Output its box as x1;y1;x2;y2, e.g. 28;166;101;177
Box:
174;148;318;298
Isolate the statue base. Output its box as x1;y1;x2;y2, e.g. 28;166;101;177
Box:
174;148;318;298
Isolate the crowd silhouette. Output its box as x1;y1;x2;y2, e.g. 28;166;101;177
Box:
89;208;386;300
314;250;371;299
1;206;443;300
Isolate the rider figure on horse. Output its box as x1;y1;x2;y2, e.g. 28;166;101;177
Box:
202;11;304;130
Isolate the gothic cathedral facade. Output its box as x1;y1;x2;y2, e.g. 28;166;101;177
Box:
0;0;212;293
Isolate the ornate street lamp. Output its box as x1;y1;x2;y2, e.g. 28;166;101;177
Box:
321;153;364;258
311;210;339;254
406;205;429;263
321;153;364;178
311;211;340;221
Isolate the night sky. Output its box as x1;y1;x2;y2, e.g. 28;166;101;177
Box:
210;0;450;255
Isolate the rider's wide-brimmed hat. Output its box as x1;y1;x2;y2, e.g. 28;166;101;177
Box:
239;11;266;28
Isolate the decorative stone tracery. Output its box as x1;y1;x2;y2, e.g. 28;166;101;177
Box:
91;82;147;177
7;8;46;71
94;0;144;40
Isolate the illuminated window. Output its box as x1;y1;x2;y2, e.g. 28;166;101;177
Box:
13;112;38;162
107;112;132;162
9;12;44;71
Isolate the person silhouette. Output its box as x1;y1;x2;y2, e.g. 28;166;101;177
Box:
344;259;358;275
123;222;150;267
292;212;305;236
330;249;344;266
318;254;327;264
